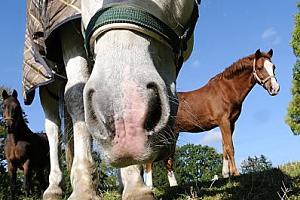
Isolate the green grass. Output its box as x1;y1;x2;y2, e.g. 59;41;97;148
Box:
1;162;300;200
152;162;300;200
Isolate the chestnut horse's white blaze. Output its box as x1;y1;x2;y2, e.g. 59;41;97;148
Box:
264;60;280;95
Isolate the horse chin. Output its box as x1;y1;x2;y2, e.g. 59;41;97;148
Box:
91;121;176;167
268;91;278;96
266;85;280;96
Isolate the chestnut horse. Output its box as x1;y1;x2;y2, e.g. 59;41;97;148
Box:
2;90;50;199
144;49;280;188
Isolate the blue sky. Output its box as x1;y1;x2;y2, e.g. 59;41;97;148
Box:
0;1;299;169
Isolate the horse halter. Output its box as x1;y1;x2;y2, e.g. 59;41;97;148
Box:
84;0;201;75
252;58;275;86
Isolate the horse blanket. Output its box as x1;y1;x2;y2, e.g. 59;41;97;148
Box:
23;0;80;105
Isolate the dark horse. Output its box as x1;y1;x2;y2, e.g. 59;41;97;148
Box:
144;49;280;187
2;90;50;199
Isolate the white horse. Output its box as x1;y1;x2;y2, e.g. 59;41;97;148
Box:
37;0;199;199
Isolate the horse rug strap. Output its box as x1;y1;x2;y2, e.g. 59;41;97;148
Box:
84;0;200;74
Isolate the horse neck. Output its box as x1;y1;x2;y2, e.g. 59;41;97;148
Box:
224;62;256;103
7;114;32;143
17;117;32;135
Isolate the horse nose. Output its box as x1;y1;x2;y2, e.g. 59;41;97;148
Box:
270;82;280;96
83;75;175;164
84;80;170;136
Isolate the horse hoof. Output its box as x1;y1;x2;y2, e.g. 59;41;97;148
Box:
43;185;63;200
232;171;240;176
222;173;229;178
123;188;155;200
68;192;101;200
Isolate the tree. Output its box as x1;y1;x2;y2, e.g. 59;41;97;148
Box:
153;144;223;187
0;86;10;197
286;3;300;135
240;155;272;174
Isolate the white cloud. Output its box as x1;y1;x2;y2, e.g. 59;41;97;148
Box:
190;59;201;69
177;129;223;153
261;27;281;45
200;129;222;145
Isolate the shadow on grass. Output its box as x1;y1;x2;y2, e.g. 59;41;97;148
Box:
155;168;300;200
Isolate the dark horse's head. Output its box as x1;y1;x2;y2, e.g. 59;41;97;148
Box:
2;90;22;133
253;49;280;96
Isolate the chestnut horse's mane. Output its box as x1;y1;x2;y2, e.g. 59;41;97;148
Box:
209;53;271;82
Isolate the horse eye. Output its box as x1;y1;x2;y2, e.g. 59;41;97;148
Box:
258;66;264;70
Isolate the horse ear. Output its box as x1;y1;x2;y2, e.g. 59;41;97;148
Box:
12;89;18;99
268;49;273;58
255;49;261;58
2;90;8;100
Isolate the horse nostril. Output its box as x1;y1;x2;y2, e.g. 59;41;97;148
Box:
144;83;162;132
85;88;98;123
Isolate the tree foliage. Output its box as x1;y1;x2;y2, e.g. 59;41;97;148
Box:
153;144;222;187
291;3;300;57
92;152;118;191
240;155;272;174
286;3;300;135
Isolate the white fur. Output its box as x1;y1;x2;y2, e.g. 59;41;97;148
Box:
144;170;153;189
222;159;230;178
167;171;178;187
81;1;196;199
40;82;64;199
264;60;280;94
120;165;153;199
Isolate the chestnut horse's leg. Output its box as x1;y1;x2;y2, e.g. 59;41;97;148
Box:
23;159;32;196
40;83;64;200
144;163;153;188
219;119;239;177
164;157;178;186
7;162;17;200
59;22;99;200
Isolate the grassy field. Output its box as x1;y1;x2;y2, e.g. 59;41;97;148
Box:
2;162;300;200
103;162;300;200
153;162;300;200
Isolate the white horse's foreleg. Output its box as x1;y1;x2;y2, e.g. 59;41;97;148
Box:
64;110;74;173
143;163;153;189
40;84;63;200
120;165;155;200
60;22;100;200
